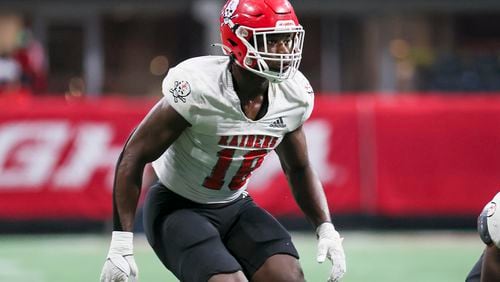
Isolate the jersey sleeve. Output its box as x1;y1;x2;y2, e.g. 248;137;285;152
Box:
297;74;315;125
161;67;201;125
301;89;314;124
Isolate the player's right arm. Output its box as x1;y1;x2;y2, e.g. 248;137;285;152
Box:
113;97;190;232
101;97;190;282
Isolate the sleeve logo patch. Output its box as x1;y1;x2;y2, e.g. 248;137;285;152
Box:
170;81;191;103
305;82;314;95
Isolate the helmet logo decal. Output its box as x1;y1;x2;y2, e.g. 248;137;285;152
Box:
223;0;240;24
169;81;191;103
304;81;314;95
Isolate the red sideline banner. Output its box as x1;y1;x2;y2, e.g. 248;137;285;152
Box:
247;96;362;216
372;96;500;216
0;95;499;220
0;97;155;220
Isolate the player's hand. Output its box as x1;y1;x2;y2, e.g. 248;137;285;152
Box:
316;222;346;282
100;231;139;282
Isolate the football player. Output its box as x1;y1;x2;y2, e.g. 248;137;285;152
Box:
100;0;346;281
466;192;500;282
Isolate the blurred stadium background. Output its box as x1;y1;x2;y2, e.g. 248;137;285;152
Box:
0;0;499;281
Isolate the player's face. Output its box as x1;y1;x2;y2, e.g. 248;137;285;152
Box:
255;32;295;71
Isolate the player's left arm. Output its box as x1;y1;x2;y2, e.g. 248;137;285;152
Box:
275;125;346;282
275;125;330;227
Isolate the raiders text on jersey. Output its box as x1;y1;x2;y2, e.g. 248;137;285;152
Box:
152;56;314;204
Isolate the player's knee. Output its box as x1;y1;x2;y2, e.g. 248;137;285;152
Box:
261;267;304;282
280;270;303;282
253;256;304;282
277;264;305;282
208;271;248;282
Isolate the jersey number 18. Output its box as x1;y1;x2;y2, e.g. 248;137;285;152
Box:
203;149;267;190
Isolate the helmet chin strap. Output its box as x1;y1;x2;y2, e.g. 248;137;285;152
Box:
256;56;271;73
228;55;283;83
211;42;272;80
243;61;285;83
245;55;286;83
255;58;288;83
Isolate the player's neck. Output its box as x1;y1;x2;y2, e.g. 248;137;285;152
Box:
230;63;269;101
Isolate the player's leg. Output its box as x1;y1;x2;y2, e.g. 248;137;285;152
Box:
208;272;247;282
466;252;483;282
143;183;245;281
251;254;304;282
225;199;304;282
155;208;247;281
481;245;500;282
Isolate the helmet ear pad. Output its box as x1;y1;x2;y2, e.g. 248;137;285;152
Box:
234;27;257;68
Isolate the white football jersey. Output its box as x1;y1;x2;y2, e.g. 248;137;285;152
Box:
152;56;314;204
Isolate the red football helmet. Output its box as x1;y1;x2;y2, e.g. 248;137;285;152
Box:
219;0;305;82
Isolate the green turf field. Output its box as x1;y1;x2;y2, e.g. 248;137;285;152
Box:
0;231;483;282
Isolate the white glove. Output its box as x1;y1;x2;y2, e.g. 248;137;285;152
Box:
100;231;139;282
316;222;346;282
